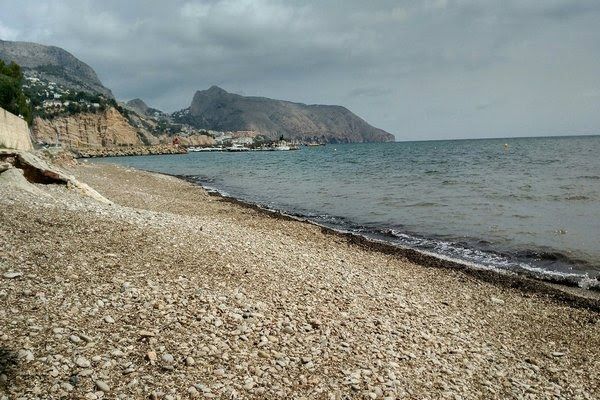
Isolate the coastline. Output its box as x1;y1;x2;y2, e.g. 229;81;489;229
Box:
173;174;600;309
1;160;599;398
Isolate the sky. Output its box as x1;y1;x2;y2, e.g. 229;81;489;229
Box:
1;0;600;140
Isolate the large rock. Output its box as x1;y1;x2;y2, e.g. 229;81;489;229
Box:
0;149;111;204
0;106;33;151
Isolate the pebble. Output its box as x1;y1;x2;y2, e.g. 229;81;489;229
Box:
146;351;157;363
69;335;82;344
161;353;174;363
95;380;110;392
2;271;22;279
185;356;195;366
61;382;74;392
552;352;565;357
103;316;115;324
80;334;94;343
187;386;199;397
75;356;91;368
18;349;34;362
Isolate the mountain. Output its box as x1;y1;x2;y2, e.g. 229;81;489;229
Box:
0;39;113;98
125;98;166;118
172;86;395;143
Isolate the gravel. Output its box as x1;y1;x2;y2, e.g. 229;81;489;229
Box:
0;161;598;399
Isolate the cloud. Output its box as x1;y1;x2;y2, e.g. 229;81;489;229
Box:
1;0;600;139
0;22;18;40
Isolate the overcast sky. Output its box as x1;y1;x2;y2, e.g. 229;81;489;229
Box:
1;0;600;140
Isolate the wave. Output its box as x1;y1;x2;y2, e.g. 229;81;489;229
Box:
182;174;600;291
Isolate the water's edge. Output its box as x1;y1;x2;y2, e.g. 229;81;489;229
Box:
161;173;600;311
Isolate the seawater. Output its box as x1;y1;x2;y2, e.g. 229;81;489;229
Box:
94;136;600;288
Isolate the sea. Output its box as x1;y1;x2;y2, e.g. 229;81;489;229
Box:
94;135;600;289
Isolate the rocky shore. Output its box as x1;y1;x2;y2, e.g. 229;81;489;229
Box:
0;158;598;399
74;145;187;158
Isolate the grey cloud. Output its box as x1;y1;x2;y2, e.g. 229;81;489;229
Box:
1;0;600;139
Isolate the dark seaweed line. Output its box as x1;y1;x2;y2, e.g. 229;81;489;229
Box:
172;173;600;312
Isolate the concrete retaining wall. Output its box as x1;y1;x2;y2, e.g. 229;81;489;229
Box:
0;107;33;150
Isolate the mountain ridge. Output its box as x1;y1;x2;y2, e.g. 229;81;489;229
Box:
173;86;395;143
0;39;113;98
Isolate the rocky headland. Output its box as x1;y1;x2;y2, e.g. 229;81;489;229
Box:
173;86;395;144
0;154;598;399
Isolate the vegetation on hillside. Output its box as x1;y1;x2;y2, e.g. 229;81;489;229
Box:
21;74;120;120
0;60;32;123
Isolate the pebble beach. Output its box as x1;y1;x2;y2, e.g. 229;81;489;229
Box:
1;161;599;399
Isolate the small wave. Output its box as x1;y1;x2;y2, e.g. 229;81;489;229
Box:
404;202;440;207
577;175;600;180
512;214;533;219
565;195;590;201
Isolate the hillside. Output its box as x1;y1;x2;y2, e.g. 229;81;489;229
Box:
0;39;113;98
125;98;166;118
172;86;395;143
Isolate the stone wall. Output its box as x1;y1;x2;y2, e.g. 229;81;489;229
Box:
0;107;33;150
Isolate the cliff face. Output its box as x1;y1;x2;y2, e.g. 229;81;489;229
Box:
32;107;143;148
173;86;395;143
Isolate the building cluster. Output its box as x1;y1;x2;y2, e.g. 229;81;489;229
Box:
22;75;103;114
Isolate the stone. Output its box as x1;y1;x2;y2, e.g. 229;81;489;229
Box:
161;353;174;363
80;334;94;343
2;272;22;279
146;351;157;363
491;297;505;305
69;335;82;344
61;382;74;392
18;349;34;362
139;330;155;338
95;380;110;392
185;356;195;366
103;316;115;324
75;356;91;368
187;386;199;397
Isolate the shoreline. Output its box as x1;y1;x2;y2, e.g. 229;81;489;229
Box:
2;160;599;398
172;174;600;311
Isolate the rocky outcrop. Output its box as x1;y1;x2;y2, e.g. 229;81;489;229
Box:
173;86;395;143
32;107;143;148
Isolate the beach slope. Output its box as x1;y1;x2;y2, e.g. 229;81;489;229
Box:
0;161;598;399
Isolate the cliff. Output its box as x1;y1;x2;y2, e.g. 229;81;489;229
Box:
172;86;395;143
32;107;142;148
0;106;33;150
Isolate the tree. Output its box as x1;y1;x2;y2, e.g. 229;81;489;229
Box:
0;60;32;123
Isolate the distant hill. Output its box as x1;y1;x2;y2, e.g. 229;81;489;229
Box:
0;39;113;98
172;86;395;143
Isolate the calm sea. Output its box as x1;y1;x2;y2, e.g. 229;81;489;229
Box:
94;136;600;288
